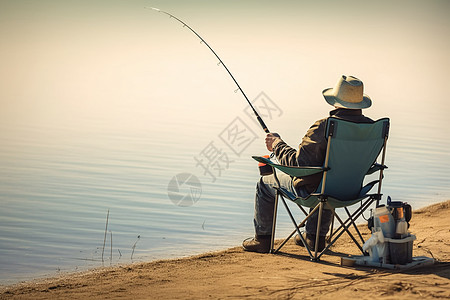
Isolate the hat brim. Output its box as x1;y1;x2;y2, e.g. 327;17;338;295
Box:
322;88;372;109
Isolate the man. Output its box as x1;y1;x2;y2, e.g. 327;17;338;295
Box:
243;75;374;253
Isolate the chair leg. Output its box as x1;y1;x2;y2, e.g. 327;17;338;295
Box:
273;200;319;257
268;194;376;261
269;191;279;253
345;207;365;244
328;211;365;253
328;199;372;238
314;201;370;260
270;192;329;261
327;209;335;243
327;198;374;251
313;201;324;261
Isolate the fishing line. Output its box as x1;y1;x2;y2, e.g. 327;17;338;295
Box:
148;7;270;133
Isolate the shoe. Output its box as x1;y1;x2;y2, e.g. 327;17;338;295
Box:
242;235;271;253
294;233;326;252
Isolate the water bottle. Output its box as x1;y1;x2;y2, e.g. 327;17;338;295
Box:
387;196;409;238
395;206;408;238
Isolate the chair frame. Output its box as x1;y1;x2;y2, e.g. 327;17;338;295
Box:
258;118;390;261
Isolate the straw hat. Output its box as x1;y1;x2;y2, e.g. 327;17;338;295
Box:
322;75;372;109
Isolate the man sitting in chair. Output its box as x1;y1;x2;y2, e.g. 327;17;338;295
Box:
243;75;374;253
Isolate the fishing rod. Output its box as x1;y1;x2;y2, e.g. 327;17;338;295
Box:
148;7;270;133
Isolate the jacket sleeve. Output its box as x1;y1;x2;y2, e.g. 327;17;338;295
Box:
272;118;327;168
271;139;298;166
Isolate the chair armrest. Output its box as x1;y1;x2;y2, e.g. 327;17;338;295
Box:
252;156;324;177
358;180;380;197
366;163;388;175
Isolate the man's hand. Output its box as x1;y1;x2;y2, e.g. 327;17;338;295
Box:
265;133;281;152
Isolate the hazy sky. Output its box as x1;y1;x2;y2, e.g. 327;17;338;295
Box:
0;0;449;138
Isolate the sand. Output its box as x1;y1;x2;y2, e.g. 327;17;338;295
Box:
1;200;449;300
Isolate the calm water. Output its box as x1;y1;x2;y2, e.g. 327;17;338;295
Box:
0;100;449;285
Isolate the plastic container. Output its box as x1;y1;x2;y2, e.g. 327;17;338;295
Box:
386;234;416;265
374;205;395;238
363;228;389;263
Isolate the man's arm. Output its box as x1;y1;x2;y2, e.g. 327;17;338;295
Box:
265;134;298;167
272;139;298;166
268;118;328;168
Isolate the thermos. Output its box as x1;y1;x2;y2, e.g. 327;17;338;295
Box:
387;196;410;238
258;155;273;176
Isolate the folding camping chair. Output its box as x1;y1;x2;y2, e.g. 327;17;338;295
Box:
253;117;390;261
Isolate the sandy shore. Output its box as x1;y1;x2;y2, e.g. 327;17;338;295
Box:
1;200;449;299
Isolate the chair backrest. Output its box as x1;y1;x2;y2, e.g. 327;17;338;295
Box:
316;117;390;200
